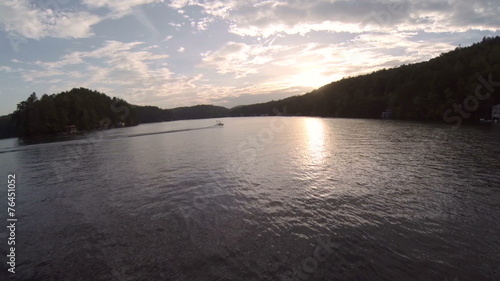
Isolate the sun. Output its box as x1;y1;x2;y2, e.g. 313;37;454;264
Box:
288;68;340;88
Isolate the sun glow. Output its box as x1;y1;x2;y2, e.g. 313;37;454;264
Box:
287;69;341;88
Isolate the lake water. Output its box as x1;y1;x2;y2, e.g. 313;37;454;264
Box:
0;117;499;280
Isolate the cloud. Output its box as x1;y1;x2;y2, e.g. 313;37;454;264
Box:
20;40;171;101
0;0;169;40
200;41;278;78
191;17;214;31
83;0;165;18
0;0;101;39
170;0;500;37
0;66;15;72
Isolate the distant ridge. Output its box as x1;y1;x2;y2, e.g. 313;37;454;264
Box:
170;105;230;120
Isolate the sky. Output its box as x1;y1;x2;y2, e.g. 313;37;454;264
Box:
0;0;499;115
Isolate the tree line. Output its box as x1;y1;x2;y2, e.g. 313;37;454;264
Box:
3;88;137;139
0;88;230;139
1;36;499;139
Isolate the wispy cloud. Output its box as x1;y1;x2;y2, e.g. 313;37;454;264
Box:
170;0;500;37
0;66;15;72
200;41;279;78
0;0;100;39
19;40;170;101
83;0;165;18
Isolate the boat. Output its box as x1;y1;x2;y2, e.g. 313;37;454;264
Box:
215;120;224;126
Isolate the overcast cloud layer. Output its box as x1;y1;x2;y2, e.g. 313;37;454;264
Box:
0;0;499;114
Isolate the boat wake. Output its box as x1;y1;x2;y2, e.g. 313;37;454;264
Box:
127;125;220;139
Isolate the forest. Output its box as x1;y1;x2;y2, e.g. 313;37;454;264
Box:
170;105;230;120
1;36;499;139
231;36;500;119
2;88;137;139
134;105;173;124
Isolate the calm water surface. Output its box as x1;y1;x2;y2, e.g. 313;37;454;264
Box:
0;117;499;280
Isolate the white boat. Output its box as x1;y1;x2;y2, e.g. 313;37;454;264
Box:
216;120;224;126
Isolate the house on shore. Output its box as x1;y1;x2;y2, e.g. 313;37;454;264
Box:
493;104;500;123
381;108;393;119
64;125;77;135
